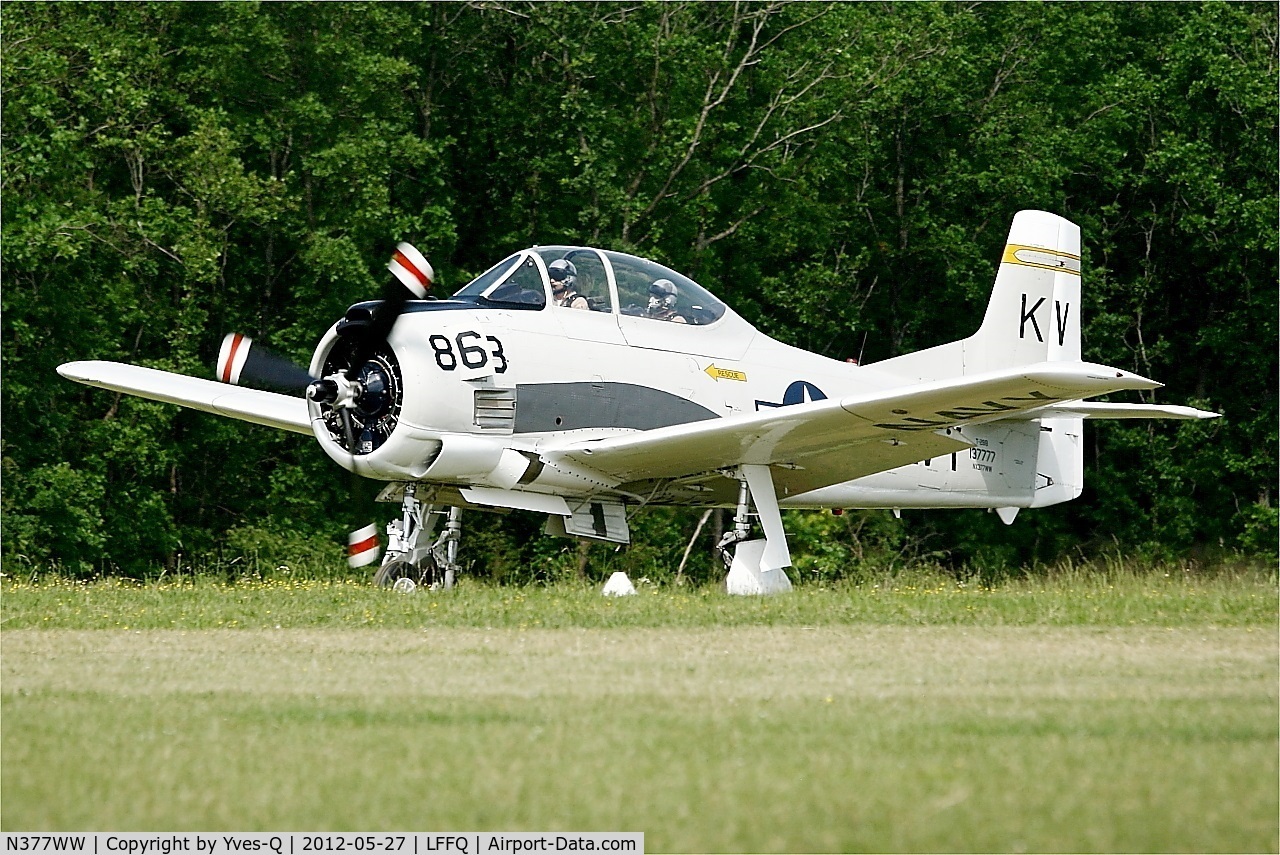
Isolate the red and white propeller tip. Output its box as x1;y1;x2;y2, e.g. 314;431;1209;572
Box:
217;333;252;385
217;333;315;391
388;242;433;299
348;523;382;568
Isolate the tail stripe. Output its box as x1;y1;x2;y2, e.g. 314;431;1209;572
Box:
1002;244;1081;275
871;210;1082;382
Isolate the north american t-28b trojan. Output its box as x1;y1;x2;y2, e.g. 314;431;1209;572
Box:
59;211;1218;593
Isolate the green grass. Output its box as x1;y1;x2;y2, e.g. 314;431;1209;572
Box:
2;571;1277;852
2;565;1275;629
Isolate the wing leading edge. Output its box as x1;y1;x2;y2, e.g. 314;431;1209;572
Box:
57;361;312;435
542;362;1164;498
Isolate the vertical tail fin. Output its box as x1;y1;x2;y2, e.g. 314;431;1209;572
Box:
968;210;1081;371
877;210;1082;381
984;213;1085;507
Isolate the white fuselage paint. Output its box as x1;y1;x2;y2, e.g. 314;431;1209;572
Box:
308;301;1061;512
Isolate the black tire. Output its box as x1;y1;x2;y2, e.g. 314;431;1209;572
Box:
374;554;444;588
373;558;412;588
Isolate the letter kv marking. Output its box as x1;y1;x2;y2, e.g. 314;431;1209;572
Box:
1020;293;1045;342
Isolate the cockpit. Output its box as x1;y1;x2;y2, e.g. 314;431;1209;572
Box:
452;247;727;326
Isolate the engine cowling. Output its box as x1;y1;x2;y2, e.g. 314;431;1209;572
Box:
307;300;537;487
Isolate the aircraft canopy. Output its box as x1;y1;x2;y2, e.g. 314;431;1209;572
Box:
453;247;727;326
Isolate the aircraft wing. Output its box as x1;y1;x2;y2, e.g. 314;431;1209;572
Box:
57;361;313;435
543;362;1161;499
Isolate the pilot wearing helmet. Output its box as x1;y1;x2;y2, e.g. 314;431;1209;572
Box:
646;279;686;323
549;259;589;310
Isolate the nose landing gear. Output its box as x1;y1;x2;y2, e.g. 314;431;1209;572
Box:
373;484;462;591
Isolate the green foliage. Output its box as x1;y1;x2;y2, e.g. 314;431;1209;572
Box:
1;462;107;574
3;2;1275;577
220;524;347;582
784;509;941;584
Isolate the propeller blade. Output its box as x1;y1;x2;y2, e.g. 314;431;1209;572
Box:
338;407;359;455
388;242;434;298
337;408;383;571
217;333;316;392
345;242;433;381
218;337;380;568
223;244;431;571
348;523;381;568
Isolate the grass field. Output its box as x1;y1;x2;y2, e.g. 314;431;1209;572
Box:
2;571;1277;852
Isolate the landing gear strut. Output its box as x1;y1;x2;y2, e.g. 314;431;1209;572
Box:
715;478;753;570
715;465;794;595
373;485;461;591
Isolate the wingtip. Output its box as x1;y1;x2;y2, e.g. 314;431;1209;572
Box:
1120;371;1162;391
57;361;92;382
1027;362;1163;394
1078;363;1162;391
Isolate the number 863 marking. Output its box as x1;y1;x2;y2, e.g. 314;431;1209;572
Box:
429;330;508;373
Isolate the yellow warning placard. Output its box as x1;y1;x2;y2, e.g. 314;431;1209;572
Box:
704;364;747;382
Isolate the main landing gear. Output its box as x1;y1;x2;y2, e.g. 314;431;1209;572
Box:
714;465;794;595
373;466;795;595
373;485;462;592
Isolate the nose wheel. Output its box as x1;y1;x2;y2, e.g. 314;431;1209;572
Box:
374;554;445;592
374;486;461;591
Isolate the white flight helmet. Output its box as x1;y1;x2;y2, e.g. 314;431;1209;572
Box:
548;259;577;290
648;278;678;313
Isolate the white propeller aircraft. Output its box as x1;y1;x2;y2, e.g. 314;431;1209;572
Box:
59;210;1218;594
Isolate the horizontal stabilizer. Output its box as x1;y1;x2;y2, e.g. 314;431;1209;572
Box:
1034;401;1220;420
57;361;313;434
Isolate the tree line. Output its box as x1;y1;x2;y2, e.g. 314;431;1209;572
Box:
2;2;1275;580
